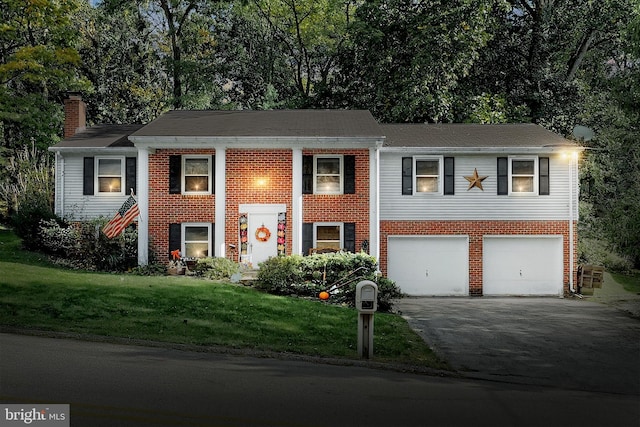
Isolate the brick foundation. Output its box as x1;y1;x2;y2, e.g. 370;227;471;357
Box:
380;220;578;296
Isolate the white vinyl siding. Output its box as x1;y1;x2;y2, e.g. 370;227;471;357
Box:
380;152;576;221
56;154;137;220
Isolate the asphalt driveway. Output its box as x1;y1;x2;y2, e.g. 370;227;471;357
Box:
394;295;640;395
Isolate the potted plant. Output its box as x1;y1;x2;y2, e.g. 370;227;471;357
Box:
168;249;185;275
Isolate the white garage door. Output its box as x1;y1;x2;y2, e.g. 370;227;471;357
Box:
483;236;563;296
388;236;469;296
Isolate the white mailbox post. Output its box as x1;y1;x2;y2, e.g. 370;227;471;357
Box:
355;280;378;359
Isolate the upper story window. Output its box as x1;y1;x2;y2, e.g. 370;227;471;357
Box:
96;157;124;194
415;158;441;193
302;154;355;195
169;155;214;195
402;156;453;196
183;156;211;193
314;155;343;194
497;156;549;196
509;157;538;194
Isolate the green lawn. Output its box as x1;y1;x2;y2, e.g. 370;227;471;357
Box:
610;272;640;294
0;229;447;369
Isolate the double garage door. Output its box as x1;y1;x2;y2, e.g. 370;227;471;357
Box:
387;236;563;296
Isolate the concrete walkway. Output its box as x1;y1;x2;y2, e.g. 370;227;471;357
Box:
394;275;640;395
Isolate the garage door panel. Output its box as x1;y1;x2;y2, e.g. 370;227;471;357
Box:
388;236;469;296
484;236;563;296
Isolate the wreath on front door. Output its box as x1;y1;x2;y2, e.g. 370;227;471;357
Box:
255;225;271;242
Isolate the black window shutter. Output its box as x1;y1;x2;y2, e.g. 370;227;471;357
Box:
83;157;94;195
402;157;413;195
211;155;215;194
302;155;313;194
343;223;356;253
302;223;313;255
125;157;136;196
497;157;508;195
539;157;550;195
169;155;181;194
169;223;181;259
444;157;455;195
343;155;356;194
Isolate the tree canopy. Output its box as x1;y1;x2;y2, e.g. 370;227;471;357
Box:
0;0;638;266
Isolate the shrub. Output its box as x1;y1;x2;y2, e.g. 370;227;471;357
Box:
193;257;240;280
254;255;305;294
11;194;58;250
37;218;138;272
255;252;402;312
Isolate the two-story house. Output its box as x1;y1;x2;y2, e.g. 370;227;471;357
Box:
50;95;581;296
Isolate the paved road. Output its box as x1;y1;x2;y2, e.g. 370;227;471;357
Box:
395;296;640;395
1;333;639;427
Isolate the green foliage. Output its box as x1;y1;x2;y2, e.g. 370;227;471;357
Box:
10;194;57;250
36;218;138;272
255;252;402;312
193;257;240;280
334;0;505;122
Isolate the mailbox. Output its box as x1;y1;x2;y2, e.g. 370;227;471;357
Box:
356;280;378;313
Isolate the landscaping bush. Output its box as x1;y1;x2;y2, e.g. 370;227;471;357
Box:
11;194;59;251
255;252;402;312
193;257;240;280
37;218;138;272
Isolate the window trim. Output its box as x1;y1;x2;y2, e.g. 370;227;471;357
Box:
181;223;212;258
313;222;343;251
413;156;444;195
182;155;212;195
313;155;344;195
508;156;539;195
95;156;125;195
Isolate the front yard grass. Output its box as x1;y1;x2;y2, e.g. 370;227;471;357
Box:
610;272;640;294
0;229;446;369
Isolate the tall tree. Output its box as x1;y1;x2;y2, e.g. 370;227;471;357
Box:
0;0;88;217
77;2;170;123
334;0;507;123
245;0;357;106
0;0;89;151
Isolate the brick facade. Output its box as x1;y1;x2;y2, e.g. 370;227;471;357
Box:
148;148;371;262
303;149;370;253
380;220;578;296
148;149;216;260
225;149;293;261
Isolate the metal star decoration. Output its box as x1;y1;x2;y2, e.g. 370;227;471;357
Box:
464;168;488;191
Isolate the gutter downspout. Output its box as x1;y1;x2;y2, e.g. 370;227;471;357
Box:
56;152;64;218
568;152;576;294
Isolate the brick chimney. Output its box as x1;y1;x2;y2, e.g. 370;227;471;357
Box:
63;93;86;138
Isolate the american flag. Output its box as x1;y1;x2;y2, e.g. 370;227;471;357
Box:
102;195;140;238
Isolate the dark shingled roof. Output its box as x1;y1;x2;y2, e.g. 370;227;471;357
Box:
381;123;576;148
52;124;144;148
131;110;383;138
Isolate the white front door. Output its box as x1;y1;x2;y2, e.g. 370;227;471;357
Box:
247;211;279;266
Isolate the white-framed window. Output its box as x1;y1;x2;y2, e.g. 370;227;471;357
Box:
182;155;212;194
414;156;443;194
314;223;343;251
509;156;538;194
314;155;343;194
182;223;211;258
96;157;125;194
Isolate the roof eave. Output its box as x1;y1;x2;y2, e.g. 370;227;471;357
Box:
380;145;583;154
129;135;385;149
